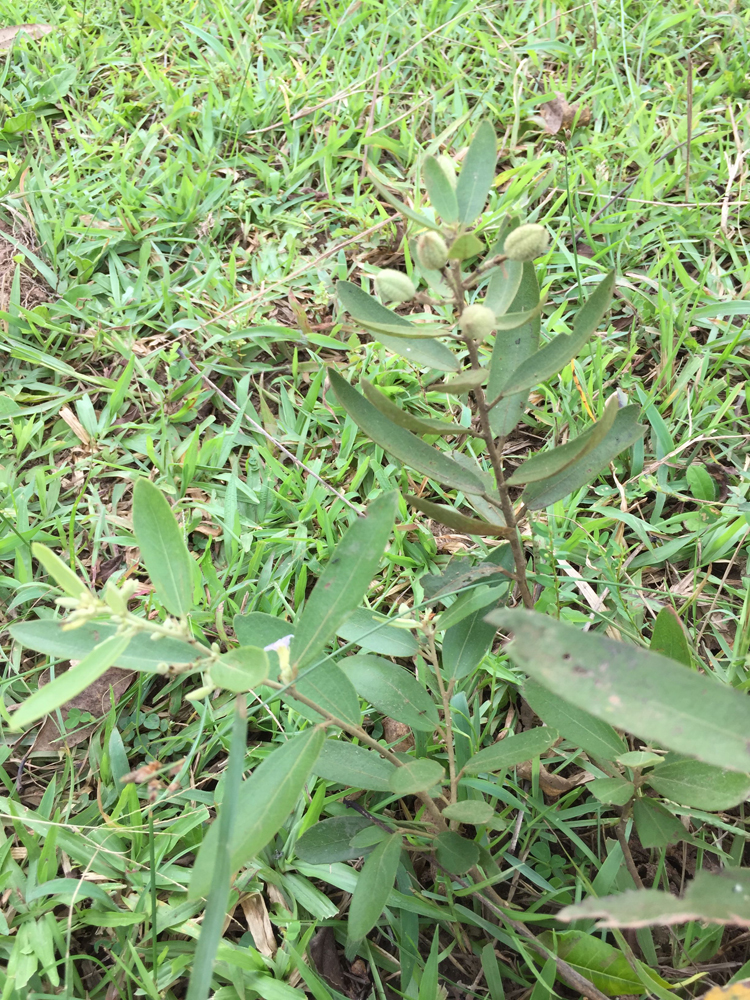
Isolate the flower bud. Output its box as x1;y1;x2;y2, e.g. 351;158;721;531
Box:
374;269;416;303
435;154;457;189
503;223;550;261
459;304;496;342
416;232;449;271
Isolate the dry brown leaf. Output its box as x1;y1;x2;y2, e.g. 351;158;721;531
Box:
539;92;591;135
32;666;134;753
0;24;54;51
59;405;91;447
309;927;347;991
240;893;277;957
78;215;124;230
383;718;414;751
516;760;593;798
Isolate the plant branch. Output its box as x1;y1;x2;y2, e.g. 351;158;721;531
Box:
265;680;448;831
615;816;644;890
422;623;457;810
462;336;534;609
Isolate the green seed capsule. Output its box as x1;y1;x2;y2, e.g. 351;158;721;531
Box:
459;304;496;342
503;223;550;261
416;232;449;271
374;269;417;303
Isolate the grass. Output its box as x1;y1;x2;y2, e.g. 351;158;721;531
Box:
1;0;750;996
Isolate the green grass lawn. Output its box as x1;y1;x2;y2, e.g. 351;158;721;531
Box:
1;0;750;996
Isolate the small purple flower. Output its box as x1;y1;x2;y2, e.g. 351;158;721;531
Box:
264;634;293;653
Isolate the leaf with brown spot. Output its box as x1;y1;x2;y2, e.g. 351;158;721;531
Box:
32;665;134;753
0;24;54;51
516;759;592;798
538;92;591;134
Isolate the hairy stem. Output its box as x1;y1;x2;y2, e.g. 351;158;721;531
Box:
422;624;457;810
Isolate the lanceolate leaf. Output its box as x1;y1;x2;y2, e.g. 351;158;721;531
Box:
286;661;362;728
632;798;689;848
367;169;443;232
447;232;484;260
329;371;484;495
295;816;374;865
436;369;487;395
32;543;90;599
291;492;397;669
389;759;444;795
487;263;540;437
455;121;496;225
406;494;510;538
311;740;396;791
492;301;544;330
538;931;658;997
499;272;615;397
462;728;559;775
435;831;479;874
523;679;626;762
337;280;458;371
492;610;750;773
10;633;132;730
484;259;523;317
649;607;692;667
361;381;467;437
9;619;208;673
132;478;194;618
423;155;459;223
189;728;325;899
646;755;750;810
521;405;645;510
348;833;402;943
560;869;750;928
340;654;439;732
507;394;619;485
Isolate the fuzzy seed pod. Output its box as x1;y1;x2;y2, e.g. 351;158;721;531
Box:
435;154;457;189
503;223;550;261
416;232;449;271
374;269;416;303
459;304;496;342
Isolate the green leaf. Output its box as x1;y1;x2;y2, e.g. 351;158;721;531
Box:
500;272;615;397
78;909;145;927
291;492;397;668
487;263;540;437
523;679;627;762
361;380;466;437
9;619;207;673
649;607;691;667
339;654;439;732
423;155;459;223
462;728;559;775
686;464;716;501
389;759;444;795
189;728;325;899
337;280;458;371
435;830;479;874
329;371;484;494
367;169;443;232
233;613;294;649
286;661;362;728
447;232;484;260
31;543;90;599
336;607;418;657
435;368;487;395
538;930;651;997
484;259;523;317
295;816;374;864
441;800;494;825
455;121;496;224
507;395;619;485
559;868;750;928
632;798;689;849
311;740;397;791
348;833;402;942
646;755;750;810
132;478;194;618
493;302;545;330
521;406;645;511
209;646;269;692
375;329;460;372
588;778;635;807
492;610;750;773
10;633;132;730
406;494;510;538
